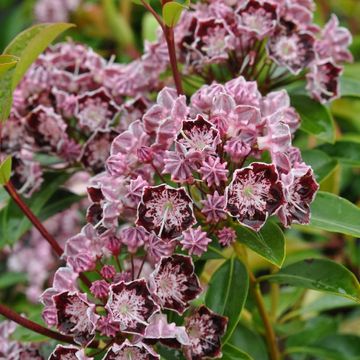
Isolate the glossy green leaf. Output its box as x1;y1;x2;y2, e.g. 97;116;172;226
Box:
1;23;73;121
234;221;285;267
0;54;18;75
340;77;360;98
315;334;360;359
0;156;12;185
227;323;269;360
222;344;253;360
301;149;337;182
309;191;360;237
260;258;360;303
291;94;335;143
162;1;189;27
286;346;350;360
205;257;249;342
319;140;360;167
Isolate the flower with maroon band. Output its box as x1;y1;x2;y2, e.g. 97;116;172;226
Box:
48;345;91;360
149;255;202;315
75;87;120;132
225;162;285;231
201;191;227;223
136;185;195;239
267;25;315;75
236;0;278;39
277;165;319;227
54;291;99;346
103;340;159;360
106;279;159;335
183;306;228;360
177;115;220;154
306;60;342;103
199;156;229;188
181;227;212;256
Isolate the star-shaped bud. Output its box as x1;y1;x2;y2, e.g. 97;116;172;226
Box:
149;255;202;315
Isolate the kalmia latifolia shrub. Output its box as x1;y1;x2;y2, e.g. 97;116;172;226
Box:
0;0;359;360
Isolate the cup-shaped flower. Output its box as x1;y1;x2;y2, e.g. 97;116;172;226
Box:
149;255;202;315
103;340;159;360
225;162;284;231
136;185;195;239
105;279;159;335
183;306;228;360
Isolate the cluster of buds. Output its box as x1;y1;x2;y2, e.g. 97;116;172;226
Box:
150;0;353;102
38;75;318;359
1;41;167;197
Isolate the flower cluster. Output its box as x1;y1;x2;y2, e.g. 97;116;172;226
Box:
34;0;80;23
2;41;166;197
38;75;318;359
151;0;352;103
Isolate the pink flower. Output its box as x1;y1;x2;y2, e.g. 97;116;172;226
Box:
217;227;237;247
106;279;159;335
136;185;195;239
201;191;227;223
277;165;319;227
181;227;211;256
236;0;278;39
306;60;342;103
183;306;228;360
48;345;90;360
103;340;159;360
199;156;229;187
149;255;202;314
54;291;99;346
145;233;177;262
177;115;220;154
267;25;315;75
315;14;353;64
225;162;285;231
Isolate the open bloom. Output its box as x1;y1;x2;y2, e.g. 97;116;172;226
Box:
226;162;284;231
103;340;159;360
149;255;202;314
183;306;228;360
136;185;195;239
106;279;159;335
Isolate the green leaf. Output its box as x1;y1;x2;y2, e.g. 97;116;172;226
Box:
286;346;351;360
259;258;360;303
0;272;27;289
0;156;12;185
142;12;159;42
319;140;360;167
315;334;360;359
291;94;335;143
162;1;189;27
309;191;360;237
234;221;285;267
205;257;249;342
340;77;360;98
227;323;269;360
0;54;18;75
0;173;75;247
1;23;73;121
4;23;74;89
222;344;253;360
301;149;337;183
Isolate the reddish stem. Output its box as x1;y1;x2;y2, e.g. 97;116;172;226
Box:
4;181;92;288
0;303;75;345
4;182;63;256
